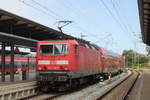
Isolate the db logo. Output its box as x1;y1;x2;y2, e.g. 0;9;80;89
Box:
50;61;56;64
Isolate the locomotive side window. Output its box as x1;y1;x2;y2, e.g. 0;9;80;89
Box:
74;45;78;56
40;45;53;55
85;44;89;48
91;46;96;50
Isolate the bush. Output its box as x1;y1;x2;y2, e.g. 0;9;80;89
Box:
131;63;150;69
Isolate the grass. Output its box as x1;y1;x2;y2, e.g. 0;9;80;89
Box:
131;63;150;69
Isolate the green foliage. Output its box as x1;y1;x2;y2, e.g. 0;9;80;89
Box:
122;50;149;68
132;63;150;69
139;56;149;64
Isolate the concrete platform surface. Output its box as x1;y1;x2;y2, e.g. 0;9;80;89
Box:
0;71;36;85
126;69;150;100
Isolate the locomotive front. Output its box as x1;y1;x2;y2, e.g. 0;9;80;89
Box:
36;40;77;90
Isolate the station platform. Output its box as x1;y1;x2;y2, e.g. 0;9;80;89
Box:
0;71;36;85
0;79;37;100
126;69;150;100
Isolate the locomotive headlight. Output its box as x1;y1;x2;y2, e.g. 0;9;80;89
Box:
37;67;42;70
56;60;68;65
60;66;69;70
63;66;69;70
38;60;50;65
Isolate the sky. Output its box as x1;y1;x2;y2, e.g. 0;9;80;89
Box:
0;0;147;55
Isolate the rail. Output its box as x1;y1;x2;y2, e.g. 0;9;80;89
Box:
123;70;140;100
98;70;139;100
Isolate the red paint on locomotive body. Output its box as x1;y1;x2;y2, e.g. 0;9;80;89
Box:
37;40;74;71
74;44;100;72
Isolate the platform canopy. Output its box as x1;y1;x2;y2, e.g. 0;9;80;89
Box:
0;9;75;48
138;0;150;45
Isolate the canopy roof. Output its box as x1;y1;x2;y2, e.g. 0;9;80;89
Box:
138;0;150;45
0;9;75;47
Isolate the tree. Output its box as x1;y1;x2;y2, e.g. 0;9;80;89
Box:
122;50;149;67
122;50;134;66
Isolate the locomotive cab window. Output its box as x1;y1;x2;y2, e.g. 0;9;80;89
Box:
54;44;68;55
40;45;53;55
40;44;68;55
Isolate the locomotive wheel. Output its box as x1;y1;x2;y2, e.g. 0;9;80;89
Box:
58;82;71;92
72;79;80;89
58;86;67;91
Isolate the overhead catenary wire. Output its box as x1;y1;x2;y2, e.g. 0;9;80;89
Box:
60;0;106;40
31;0;66;20
97;0;129;51
54;0;104;41
114;0;134;32
111;0;138;51
18;0;107;44
19;0;94;36
111;0;139;50
73;22;102;39
110;0;130;34
111;0;136;50
18;0;58;20
98;0;126;33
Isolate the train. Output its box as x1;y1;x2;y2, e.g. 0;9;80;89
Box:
36;40;124;91
0;51;36;74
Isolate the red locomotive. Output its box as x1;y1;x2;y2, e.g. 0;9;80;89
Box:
36;40;124;91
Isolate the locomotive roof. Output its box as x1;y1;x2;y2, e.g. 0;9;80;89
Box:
99;48;121;58
76;39;100;50
42;39;100;50
39;39;121;57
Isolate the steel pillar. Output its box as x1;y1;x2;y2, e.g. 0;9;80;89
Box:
27;57;30;79
1;42;5;82
10;43;14;82
22;70;26;80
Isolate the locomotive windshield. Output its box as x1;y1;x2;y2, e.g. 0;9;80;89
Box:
40;44;68;55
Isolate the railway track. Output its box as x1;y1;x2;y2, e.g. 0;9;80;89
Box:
22;70;134;100
0;70;137;100
123;70;140;100
98;70;139;100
